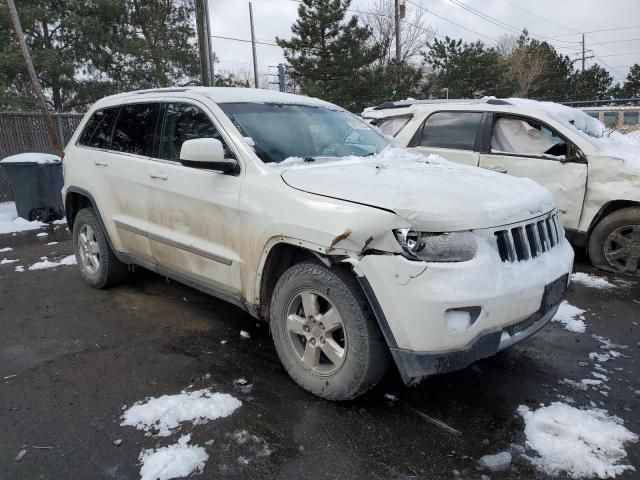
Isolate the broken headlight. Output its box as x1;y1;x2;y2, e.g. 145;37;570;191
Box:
393;229;477;262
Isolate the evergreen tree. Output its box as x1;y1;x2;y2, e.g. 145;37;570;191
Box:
622;64;640;98
422;37;510;98
569;64;614;101
276;0;382;111
0;0;199;111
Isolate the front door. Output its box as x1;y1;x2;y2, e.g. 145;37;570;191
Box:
146;101;244;295
478;114;587;230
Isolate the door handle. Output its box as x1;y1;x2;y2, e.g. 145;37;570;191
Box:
484;166;508;174
93;160;108;167
149;171;168;180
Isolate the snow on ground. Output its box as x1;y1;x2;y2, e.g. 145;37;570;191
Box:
28;255;76;271
14;265;24;272
1;152;61;164
138;434;208;480
1;258;19;264
570;272;617;290
553;301;587;333
0;247;13;252
121;389;242;437
518;402;638;479
0;202;46;235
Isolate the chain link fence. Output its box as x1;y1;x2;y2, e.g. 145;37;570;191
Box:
0;112;83;202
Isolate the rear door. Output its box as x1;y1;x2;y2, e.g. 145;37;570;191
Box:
146;100;244;295
407;111;485;166
76;103;160;260
478;114;587;230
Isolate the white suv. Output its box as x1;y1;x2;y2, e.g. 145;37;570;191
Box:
62;88;573;400
363;98;640;276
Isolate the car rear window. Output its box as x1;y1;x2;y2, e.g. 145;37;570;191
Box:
419;111;483;150
77;107;119;149
111;103;160;156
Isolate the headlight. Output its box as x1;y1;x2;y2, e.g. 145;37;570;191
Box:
393;229;477;262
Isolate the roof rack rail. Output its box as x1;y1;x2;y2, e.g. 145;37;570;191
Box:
371;98;512;110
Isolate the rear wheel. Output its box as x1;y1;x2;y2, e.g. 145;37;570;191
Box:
270;261;389;400
588;207;640;276
73;207;128;288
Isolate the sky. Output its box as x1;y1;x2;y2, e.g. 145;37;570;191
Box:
209;0;640;87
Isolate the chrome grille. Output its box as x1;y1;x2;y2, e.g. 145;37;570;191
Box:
494;213;563;262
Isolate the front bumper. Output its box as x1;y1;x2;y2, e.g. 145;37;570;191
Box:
354;233;574;385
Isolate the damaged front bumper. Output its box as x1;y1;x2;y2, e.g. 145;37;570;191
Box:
351;233;574;386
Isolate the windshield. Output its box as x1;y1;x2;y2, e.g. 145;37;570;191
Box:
219;102;389;163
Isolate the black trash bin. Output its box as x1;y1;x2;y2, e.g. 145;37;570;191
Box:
0;153;64;222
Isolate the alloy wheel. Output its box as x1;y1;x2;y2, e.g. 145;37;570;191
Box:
78;224;100;275
604;224;640;274
285;289;347;375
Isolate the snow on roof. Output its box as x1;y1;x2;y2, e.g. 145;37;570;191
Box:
1;152;61;164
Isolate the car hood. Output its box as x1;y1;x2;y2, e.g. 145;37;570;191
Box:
280;149;555;231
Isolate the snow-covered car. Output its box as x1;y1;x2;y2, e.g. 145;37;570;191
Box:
61;88;573;400
363;98;640;276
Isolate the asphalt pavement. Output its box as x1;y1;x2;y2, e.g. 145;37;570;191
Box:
1;225;638;480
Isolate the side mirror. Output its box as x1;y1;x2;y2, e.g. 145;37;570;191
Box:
179;138;238;173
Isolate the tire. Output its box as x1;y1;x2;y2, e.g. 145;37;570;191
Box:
588;207;640;276
72;207;128;288
270;261;389;401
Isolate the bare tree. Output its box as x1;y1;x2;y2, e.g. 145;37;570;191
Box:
364;0;435;65
496;34;517;58
505;46;548;97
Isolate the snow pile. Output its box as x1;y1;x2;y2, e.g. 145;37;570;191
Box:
138;434;208;480
1;258;19;265
121;389;242;437
0;247;13;252
518;402;638;478
28;255;77;270
570;272;617;290
552;301;587;333
0;202;47;235
1;152;61;164
477;451;512;472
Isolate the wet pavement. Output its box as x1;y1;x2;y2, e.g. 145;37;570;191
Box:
1;224;638;480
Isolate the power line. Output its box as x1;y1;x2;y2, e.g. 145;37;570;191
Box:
211;34;279;47
405;0;499;43
494;0;580;34
553;24;640;38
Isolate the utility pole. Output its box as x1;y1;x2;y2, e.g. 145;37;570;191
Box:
249;2;259;88
581;33;585;72
394;0;401;62
195;0;213;86
6;0;63;156
277;64;286;92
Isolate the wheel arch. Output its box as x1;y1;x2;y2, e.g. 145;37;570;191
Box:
64;187;116;253
256;239;338;321
587;200;640;244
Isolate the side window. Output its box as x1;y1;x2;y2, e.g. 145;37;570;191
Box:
491;116;568;159
419;112;483;150
623;111;639;126
77;107;118;149
111;103;160;156
160;103;232;161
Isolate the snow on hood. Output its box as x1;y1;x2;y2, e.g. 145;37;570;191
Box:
279;147;555;231
506;98;640;171
1;152;61;164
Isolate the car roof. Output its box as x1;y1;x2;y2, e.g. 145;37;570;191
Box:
92;87;338;109
362;98;557;122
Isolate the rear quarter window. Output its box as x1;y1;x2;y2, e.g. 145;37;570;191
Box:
77;107;119;149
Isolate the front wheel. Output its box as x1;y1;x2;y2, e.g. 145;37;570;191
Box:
270;261;389;401
73;207;128;288
588;207;640;276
